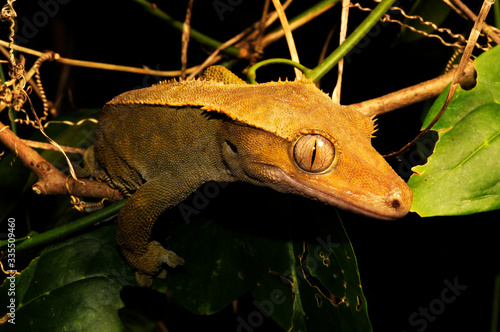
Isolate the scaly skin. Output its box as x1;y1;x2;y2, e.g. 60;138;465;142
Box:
93;66;412;284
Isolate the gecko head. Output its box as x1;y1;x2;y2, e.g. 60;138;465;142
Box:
215;79;412;220
221;115;412;220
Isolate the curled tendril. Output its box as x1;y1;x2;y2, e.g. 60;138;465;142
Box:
0;1;17;21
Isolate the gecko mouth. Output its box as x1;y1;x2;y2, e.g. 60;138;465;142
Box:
263;166;411;220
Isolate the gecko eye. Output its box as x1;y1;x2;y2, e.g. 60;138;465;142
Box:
293;134;335;173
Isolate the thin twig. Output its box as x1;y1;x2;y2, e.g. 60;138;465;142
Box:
251;0;271;66
332;0;350;103
448;0;481;21
181;0;194;79
350;61;476;117
0;40;197;77
262;0;336;47
446;0;500;44
271;0;302;79
21;139;86;154
317;26;336;73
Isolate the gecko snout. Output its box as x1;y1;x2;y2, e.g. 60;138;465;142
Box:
384;185;413;219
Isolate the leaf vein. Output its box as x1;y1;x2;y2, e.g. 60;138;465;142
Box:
446;129;500;175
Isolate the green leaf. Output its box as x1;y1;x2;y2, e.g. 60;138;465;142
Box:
250;271;295;331
304;204;371;331
408;45;500;217
0;225;134;331
165;217;271;315
248;201;372;332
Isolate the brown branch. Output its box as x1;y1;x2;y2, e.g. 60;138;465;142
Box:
21;139;86;154
271;0;301;79
262;1;336;48
181;0;194;79
332;0;350;104
350;60;476;117
251;0;271;66
0;121;123;201
446;0;500;44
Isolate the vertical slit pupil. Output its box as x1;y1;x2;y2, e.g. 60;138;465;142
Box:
310;139;317;168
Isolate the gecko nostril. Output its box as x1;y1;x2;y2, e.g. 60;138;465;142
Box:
391;199;401;209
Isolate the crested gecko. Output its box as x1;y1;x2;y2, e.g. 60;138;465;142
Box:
93;66;412;284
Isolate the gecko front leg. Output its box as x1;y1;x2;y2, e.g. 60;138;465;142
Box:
116;175;194;287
